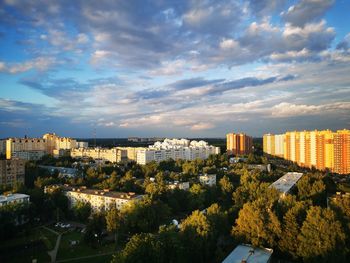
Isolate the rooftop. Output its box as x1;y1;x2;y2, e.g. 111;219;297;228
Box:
222;244;273;263
0;193;30;203
269;172;303;195
47;184;143;200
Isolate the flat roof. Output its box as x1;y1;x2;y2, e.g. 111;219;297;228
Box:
269;172;303;194
47;185;144;200
0;193;30;203
222;244;273;263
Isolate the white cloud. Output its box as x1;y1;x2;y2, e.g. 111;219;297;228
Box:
190;123;214;131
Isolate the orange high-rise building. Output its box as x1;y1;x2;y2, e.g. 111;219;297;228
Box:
226;133;253;155
333;129;350;174
263;129;350;174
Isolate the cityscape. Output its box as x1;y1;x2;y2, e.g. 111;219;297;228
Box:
1;1;350;263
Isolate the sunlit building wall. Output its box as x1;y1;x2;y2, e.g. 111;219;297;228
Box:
263;129;350;174
226;133;253;155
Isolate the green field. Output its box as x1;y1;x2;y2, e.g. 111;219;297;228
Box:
0;227;57;263
56;230;116;262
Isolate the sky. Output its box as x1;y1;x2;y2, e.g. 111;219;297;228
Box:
0;0;349;138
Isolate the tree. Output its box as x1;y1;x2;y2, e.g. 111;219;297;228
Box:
278;201;310;259
232;198;281;247
122;197;171;234
219;176;233;195
73;201;91;222
329;194;350;234
84;213;106;247
297;206;347;262
112;233;163;263
106;208;123;246
189;183;206;210
297;174;326;206
180;210;211;262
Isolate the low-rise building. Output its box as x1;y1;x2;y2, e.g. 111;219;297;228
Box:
222;244;273;263
76;141;89;148
53;149;71;158
269;172;303;198
0;193;30;207
167;181;190;191
71;147;127;163
199;174;216;186
39;165;79;178
0;159;25;187
45;185;144;212
247;164;272;172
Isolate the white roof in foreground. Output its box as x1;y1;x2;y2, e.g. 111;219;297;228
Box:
222;244;273;263
269;172;303;194
0;193;30;203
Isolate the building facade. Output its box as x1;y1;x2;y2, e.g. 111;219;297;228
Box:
71;147;127;163
5;133;81;160
135;139;220;165
45;185;144;212
226;133;253;155
263;129;350;174
0;159;25;187
0;193;30;207
199;174;216;186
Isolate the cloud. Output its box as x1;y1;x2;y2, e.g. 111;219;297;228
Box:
336;33;350;51
247;0;287;17
271;101;350;118
190;123;214;131
281;0;335;27
0;57;57;74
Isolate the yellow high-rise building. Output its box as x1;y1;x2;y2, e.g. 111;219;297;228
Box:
263;134;275;155
6;133;77;160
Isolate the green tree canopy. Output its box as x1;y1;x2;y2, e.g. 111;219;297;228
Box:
297;206;347;262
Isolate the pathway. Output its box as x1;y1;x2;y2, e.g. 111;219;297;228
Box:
48;233;62;263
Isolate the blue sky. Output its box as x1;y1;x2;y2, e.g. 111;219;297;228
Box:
0;0;349;138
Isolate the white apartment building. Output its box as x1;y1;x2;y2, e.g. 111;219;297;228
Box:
136;138;220;165
275;134;284;157
199;174;217;186
71;147;127;163
0;193;30;207
45;185;144;212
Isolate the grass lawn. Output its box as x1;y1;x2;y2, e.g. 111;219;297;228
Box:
0;226;56;263
57;230;116;261
58;254;113;263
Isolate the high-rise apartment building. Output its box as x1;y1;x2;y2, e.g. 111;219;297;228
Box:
333;129;350;174
263;129;350;174
0;159;25;187
226;133;253;155
5;133;83;160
